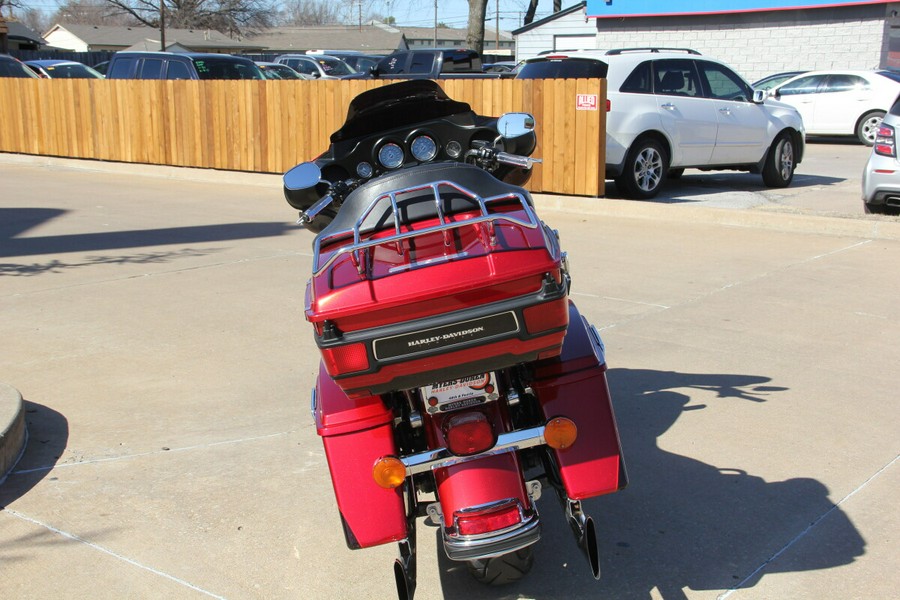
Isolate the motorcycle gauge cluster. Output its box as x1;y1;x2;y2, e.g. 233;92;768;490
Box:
377;143;404;169
446;140;463;158
410;135;438;161
356;161;374;179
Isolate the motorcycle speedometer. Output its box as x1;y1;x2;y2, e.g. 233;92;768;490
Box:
378;143;404;169
410;135;438;162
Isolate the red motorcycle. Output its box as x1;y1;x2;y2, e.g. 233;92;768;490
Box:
284;80;626;599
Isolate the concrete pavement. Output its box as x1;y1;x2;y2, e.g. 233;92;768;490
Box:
0;152;897;599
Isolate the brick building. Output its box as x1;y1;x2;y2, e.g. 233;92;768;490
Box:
513;1;900;82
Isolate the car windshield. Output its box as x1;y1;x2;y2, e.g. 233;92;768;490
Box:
0;58;37;78
315;56;355;76
193;58;264;80
44;63;102;79
516;57;608;79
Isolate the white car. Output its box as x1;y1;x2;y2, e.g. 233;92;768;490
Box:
770;70;900;146
861;93;900;214
518;48;806;199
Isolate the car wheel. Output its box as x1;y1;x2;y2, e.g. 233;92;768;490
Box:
761;132;795;188
856;111;885;146
615;138;669;199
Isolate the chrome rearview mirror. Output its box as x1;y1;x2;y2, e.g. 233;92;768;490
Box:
283;162;322;191
497;113;536;139
752;89;767;104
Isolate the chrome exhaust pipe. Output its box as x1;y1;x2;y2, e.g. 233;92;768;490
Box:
566;499;601;580
393;538;416;600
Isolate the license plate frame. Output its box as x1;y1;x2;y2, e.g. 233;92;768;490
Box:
421;372;500;414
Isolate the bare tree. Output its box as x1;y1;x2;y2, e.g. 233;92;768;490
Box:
103;0;277;37
466;0;487;55
51;0;132;26
0;0;25;19
523;0;562;26
280;0;341;26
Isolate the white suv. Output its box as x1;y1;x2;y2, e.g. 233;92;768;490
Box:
517;48;806;199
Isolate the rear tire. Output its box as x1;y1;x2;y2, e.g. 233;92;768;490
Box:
467;547;534;585
762;132;795;188
856;111;885;146
614;137;669;199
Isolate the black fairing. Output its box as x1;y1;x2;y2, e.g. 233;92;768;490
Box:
285;80;537;233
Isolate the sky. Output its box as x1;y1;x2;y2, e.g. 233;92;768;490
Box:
376;0;576;31
10;0;580;33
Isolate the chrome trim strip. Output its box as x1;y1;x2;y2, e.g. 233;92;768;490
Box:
400;425;546;476
443;512;541;561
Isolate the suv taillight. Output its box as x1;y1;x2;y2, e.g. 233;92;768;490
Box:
874;124;896;157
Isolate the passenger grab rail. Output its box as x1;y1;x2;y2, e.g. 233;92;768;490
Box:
311;179;542;277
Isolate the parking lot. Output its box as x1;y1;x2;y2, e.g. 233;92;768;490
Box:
0;144;897;600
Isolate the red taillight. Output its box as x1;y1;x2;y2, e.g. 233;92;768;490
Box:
874;124;896;157
606;99;611;112
455;500;523;536
321;342;370;374
444;411;495;456
523;299;568;334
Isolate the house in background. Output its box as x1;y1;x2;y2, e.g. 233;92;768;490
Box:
2;20;47;51
43;23;264;54
244;23;408;55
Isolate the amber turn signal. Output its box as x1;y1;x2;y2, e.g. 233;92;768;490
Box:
372;456;407;489
544;417;577;450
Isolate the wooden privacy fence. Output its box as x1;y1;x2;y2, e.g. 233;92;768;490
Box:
0;78;606;196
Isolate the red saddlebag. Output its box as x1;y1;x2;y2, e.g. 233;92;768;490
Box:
306;163;569;398
314;362;408;548
532;302;626;500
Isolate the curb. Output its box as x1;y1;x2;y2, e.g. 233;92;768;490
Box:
0;383;26;484
3;152;900;241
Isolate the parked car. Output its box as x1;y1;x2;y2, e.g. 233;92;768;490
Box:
483;61;518;73
93;60;109;75
770;70;900;145
106;52;264;80
752;70;807;92
0;54;39;78
273;54;357;79
861;93;900;214
255;61;311;80
307;50;384;72
25;59;103;79
517;48;805;199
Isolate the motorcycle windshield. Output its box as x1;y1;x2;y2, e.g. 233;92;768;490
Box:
330;80;474;143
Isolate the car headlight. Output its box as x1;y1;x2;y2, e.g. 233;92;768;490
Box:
378;143;404;169
410;135;437;162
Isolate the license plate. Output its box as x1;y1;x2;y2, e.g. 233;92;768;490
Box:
421;373;499;414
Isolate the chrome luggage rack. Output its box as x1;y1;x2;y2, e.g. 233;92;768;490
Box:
311;179;543;277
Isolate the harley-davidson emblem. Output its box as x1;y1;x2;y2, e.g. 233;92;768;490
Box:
373;312;519;360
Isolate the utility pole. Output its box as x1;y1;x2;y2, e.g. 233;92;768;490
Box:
494;0;499;54
160;1;166;51
433;0;437;47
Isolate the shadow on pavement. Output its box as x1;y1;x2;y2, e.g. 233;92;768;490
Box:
607;173;847;203
0;400;69;508
0;207;296;275
432;368;865;600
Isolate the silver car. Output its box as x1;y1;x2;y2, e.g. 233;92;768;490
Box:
861;94;900;215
